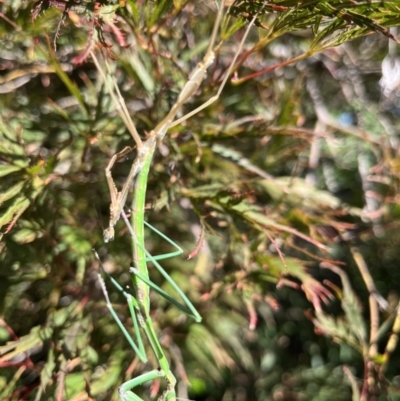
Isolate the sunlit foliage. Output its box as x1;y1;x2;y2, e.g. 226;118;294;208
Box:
1;1;400;400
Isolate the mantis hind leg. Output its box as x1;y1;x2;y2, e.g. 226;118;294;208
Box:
143;220;183;261
122;213;202;323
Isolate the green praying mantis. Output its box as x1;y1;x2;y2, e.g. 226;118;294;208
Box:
93;2;263;400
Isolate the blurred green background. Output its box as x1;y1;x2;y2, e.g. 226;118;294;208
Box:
1;1;400;400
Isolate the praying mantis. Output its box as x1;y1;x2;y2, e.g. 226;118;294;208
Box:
92;2;263;400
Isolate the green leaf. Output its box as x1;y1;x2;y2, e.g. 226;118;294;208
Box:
11;227;40;244
39;347;56;393
0;197;30;231
0;326;48;364
41;45;89;116
0;165;22;177
0;181;26;204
